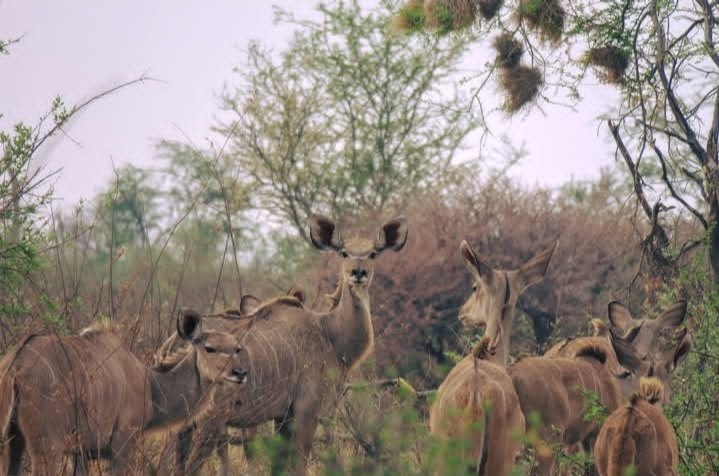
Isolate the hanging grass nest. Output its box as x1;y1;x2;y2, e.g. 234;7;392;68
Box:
518;0;565;43
478;0;504;19
391;0;426;33
499;65;543;112
585;46;630;84
493;33;523;69
424;0;478;33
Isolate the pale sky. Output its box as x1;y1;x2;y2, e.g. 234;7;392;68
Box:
0;1;618;208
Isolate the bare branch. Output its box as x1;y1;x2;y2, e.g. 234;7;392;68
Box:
652;141;708;228
608;120;653;219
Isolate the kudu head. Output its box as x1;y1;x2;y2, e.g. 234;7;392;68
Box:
608;300;688;359
458;240;557;364
309;214;408;290
609;324;691;405
177;308;249;385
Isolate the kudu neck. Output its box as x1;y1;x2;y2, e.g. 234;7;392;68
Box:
145;349;215;430
326;278;374;369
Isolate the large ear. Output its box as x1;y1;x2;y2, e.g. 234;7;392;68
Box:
177;308;203;342
239;295;261;316
459;240;494;281
666;330;691;373
517;241;557;289
607;301;636;332
655;300;688;330
609;327;643;372
287;285;306;305
309;214;343;252
375;217;408;253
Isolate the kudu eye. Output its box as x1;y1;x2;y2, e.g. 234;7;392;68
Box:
618;370;633;380
340;250;349;258
204;346;217;354
472;284;478;291
235;345;242;354
369;251;377;259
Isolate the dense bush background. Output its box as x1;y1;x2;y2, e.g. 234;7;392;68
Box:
2;0;718;473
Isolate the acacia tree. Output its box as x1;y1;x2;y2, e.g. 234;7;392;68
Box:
392;0;719;287
215;0;481;239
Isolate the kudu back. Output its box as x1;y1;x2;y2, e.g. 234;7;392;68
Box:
0;310;248;476
594;377;679;476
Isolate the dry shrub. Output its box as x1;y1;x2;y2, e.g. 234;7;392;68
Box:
478;0;503;19
493;32;523;69
390;0;426;33
424;0;478;32
499;65;543;112
308;178;642;388
518;0;565;43
586;46;630;84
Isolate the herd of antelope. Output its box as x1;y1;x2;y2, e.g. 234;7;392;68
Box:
0;215;690;475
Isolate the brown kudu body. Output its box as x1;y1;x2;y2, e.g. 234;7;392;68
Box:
594;377;679;476
429;239;556;475
509;345;623;475
513;301;691;475
0;310;248;476
430;337;524;475
158;290;307;476
174;215;408;476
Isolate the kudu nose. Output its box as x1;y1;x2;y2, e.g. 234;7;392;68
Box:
232;368;248;382
350;268;368;280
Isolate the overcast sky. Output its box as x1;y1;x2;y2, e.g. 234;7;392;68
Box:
0;1;619;208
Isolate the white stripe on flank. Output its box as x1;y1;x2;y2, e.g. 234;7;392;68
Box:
253;328;280;381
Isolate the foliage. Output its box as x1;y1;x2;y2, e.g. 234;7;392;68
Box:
214;0;481;240
664;254;719;475
391;0;719;290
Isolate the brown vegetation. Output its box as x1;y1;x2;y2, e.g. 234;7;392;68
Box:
424;0;478;31
306;184;640;388
517;0;565;43
493;33;523;69
499;65;543;112
585;46;630;84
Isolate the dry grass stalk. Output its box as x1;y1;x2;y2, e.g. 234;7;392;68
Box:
518;0;565;43
499;65;543;112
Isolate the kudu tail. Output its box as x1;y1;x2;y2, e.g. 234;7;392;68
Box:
632;376;663;405
605;379;662;475
464;356;490;473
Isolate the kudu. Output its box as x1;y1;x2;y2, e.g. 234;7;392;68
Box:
176;215;408;476
156;288;307;476
510;301;691;475
0;310;249;476
457;239;557;365
429;239;556;474
430;335;524;475
594;377;679;476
